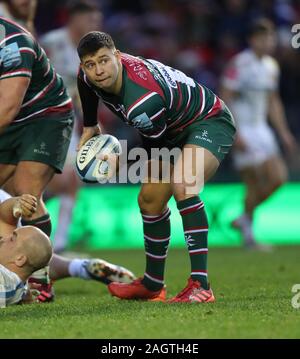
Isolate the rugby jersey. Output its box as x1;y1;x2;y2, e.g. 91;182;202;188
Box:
221;49;279;126
78;53;223;142
0;17;72;123
0;264;27;307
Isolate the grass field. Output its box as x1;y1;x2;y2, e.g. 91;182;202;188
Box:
1;246;300;339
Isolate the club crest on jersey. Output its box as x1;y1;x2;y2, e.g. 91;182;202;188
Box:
131;113;153;131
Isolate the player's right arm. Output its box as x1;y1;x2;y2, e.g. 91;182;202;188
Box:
0;194;37;231
0;77;30;133
0;30;37;132
77;75;101;150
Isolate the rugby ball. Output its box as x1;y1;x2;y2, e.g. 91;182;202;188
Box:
75;134;122;183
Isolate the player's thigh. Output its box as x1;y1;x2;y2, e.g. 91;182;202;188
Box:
138;159;173;214
171;107;235;200
13;161;55;197
261;155;288;187
172;144;219;201
239;166;262;189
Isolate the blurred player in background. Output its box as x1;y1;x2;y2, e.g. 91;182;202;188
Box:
76;32;236;303
40;1;102;253
220;18;297;249
0;17;74;299
0;0;37;34
0;189;135;306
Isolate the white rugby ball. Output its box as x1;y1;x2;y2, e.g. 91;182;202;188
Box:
75;134;122;183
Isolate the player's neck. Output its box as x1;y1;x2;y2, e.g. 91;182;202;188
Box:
68;25;83;47
252;48;265;59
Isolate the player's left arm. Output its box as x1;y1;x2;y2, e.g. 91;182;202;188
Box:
268;90;298;155
0;76;30;133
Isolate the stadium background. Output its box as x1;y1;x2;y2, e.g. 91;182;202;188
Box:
33;0;300;249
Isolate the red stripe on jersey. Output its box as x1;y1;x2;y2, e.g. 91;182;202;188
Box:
175;107;202;132
22;73;57;107
176;82;183;111
204;96;223;120
20;49;36;56
121;53;165;100
44;100;73;114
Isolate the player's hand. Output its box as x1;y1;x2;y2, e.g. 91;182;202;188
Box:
77;125;101;151
281;131;298;156
13;194;37;218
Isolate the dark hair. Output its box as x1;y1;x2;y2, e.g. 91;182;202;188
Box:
248;18;275;37
67;1;99;18
77;31;115;59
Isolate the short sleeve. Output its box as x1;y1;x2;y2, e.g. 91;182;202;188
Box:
0;34;36;80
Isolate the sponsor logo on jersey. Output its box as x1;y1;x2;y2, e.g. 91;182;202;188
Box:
131;112;153;131
195;130;212;144
0;42;21;68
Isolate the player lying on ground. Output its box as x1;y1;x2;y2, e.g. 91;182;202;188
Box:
76;32;236;303
0;191;135;307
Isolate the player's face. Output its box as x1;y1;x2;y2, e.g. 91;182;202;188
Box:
251;32;277;55
81;47;122;93
9;0;33;19
71;12;102;36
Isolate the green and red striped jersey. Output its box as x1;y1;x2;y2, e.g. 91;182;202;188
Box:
0;17;72;123
78;53;223;140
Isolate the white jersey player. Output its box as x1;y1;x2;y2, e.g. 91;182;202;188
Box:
220;18;297;248
0;0;36;34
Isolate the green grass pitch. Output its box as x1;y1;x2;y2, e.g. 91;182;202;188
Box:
1;246;300;339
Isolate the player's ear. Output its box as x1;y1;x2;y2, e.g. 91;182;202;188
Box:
114;49;121;61
15;254;27;268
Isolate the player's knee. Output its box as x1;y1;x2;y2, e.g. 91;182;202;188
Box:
172;184;186;202
138;191;163;213
138;191;154;209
